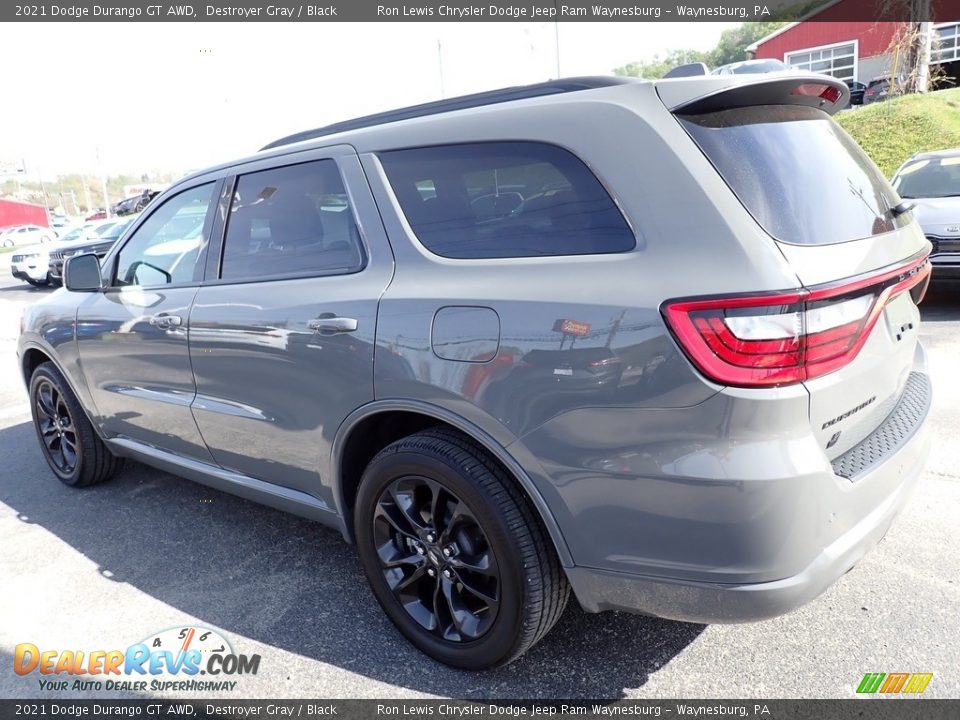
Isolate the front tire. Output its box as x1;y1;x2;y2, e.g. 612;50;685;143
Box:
355;428;569;669
29;362;123;487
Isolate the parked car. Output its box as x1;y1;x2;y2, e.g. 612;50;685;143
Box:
863;74;904;104
10;246;52;287
711;58;792;75
84;210;107;221
846;80;867;106
9;224;103;288
47;217;135;285
18;74;931;670
112;191;160;217
892;148;960;284
1;224;56;247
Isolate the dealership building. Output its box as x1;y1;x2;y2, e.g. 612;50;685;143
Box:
748;5;960;88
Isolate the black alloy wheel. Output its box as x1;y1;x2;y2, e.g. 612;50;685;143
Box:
34;378;78;475
373;474;501;642
29;362;123;487
355;428;569;669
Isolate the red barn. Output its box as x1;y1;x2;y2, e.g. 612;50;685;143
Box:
748;2;959;88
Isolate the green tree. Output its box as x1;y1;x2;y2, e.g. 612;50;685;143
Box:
709;22;790;67
613;48;711;79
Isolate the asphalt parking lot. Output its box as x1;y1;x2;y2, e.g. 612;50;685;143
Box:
0;255;957;700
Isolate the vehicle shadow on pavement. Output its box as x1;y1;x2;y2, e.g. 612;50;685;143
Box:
0;420;704;699
0;284;50;294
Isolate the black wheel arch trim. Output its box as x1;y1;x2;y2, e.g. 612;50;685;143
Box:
331;398;574;568
19;339;107;444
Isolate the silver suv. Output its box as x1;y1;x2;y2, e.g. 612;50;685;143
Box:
18;75;932;669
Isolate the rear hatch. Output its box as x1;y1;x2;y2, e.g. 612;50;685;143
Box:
657;74;930;461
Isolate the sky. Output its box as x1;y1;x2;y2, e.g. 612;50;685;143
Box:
1;22;738;179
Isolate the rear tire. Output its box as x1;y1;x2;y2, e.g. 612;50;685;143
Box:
29;362;123;487
355;427;569;669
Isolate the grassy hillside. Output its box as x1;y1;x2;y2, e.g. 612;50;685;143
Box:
837;87;960;178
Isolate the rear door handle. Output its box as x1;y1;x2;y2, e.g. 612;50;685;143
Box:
307;316;358;334
149;314;182;329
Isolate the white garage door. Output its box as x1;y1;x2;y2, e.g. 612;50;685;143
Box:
786;41;857;83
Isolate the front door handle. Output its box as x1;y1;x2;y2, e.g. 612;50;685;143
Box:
149;314;182;329
307;316;358;334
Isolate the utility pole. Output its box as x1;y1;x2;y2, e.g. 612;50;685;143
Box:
96;146;110;218
437;40;445;98
554;16;561;78
916;21;933;92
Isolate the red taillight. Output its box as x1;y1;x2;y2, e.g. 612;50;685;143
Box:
791;83;843;104
663;255;931;388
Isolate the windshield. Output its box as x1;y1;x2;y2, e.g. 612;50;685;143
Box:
57;228;84;242
103;221;133;240
893;157;960;199
679;105;909;245
733;60;786;74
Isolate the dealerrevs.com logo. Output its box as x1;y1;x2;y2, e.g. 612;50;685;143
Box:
14;626;261;693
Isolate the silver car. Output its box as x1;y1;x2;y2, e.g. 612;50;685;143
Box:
892;148;960;284
17;74;932;669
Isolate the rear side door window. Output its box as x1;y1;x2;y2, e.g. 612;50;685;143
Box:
219;159;365;282
379;142;636;259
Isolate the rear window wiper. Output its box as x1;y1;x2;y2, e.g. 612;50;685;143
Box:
890;201;916;217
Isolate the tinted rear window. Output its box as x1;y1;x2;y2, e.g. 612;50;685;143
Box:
679;105;909;245
379;142;635;259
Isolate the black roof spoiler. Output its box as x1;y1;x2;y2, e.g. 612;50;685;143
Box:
657;73;850;116
663;62;710;79
260;76;637;151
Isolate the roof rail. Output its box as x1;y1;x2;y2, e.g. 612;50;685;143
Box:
259;76;636;151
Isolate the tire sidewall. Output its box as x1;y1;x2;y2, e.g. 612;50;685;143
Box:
29;365;84;486
355;447;528;669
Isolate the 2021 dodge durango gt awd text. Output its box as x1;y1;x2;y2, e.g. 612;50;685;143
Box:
18;74;933;669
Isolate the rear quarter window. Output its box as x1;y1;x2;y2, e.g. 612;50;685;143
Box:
678;105;909;245
379;142;636;259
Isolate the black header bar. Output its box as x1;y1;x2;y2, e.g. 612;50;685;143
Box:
3;0;943;23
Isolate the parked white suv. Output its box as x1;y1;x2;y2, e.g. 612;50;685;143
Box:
10;224;101;287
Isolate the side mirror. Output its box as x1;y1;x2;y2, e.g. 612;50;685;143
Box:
64;253;103;292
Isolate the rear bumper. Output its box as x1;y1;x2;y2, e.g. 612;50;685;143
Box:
565;371;931;622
